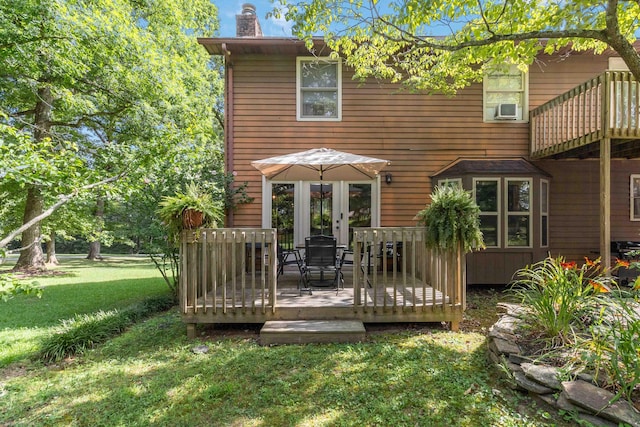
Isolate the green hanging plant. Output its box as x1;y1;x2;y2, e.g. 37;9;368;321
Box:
157;182;223;244
415;185;485;253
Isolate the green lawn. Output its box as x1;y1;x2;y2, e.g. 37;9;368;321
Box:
0;256;170;367
0;257;575;426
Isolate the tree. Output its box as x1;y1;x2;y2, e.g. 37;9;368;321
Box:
0;0;222;270
276;0;640;94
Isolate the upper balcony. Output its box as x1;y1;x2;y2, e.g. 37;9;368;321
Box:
530;71;640;159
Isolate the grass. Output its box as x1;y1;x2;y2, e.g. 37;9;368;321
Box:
0;256;171;367
0;258;575;426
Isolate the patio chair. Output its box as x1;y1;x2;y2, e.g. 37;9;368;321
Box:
277;245;303;277
300;235;343;295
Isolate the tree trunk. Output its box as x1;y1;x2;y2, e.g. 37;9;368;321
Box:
46;231;59;265
86;197;104;260
13;186;46;271
13;86;52;272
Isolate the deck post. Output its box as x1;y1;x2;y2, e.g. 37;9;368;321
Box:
186;323;196;339
600;136;611;270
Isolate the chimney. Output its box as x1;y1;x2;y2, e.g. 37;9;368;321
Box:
236;3;262;37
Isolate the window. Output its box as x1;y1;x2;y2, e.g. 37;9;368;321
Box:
631;175;640;221
506;179;532;247
541;179;549;247
483;64;528;122
474;178;500;248
297;57;341;121
437;178;462;189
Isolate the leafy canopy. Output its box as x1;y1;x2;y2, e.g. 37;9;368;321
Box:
275;0;640;94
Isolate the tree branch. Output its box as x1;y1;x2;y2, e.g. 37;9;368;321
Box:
0;173;127;249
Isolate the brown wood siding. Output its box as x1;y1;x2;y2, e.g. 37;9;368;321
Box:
536;159;640;264
228;51;621;233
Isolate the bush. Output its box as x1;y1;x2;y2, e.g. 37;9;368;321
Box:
510;256;610;347
38;294;175;362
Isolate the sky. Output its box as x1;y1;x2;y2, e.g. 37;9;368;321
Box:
213;1;293;37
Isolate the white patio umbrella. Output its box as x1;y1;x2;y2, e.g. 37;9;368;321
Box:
251;147;390;234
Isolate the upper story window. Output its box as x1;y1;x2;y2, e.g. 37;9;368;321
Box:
297;57;342;121
483;64;528;122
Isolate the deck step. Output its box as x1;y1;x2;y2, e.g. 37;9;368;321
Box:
260;320;366;345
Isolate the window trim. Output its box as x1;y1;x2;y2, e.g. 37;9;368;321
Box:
630;174;640;221
473;177;501;249
540;179;549;248
483;64;529;123
296;57;342;122
505;178;533;248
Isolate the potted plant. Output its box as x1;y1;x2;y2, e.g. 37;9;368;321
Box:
157;182;223;243
415;185;485;253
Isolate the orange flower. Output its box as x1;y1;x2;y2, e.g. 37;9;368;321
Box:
561;261;577;270
615;258;630;268
590;280;609;293
584;257;600;267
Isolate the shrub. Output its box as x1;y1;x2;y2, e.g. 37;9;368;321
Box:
509;256;610;347
584;296;640;402
415;185;484;253
38;294;175;362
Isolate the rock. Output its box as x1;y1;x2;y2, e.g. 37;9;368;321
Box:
191;345;209;354
521;363;563;390
573;413;620;427
508;353;535;365
513;371;555;395
489;336;521;356
491;315;520;335
556;392;587;413
562;380;640;427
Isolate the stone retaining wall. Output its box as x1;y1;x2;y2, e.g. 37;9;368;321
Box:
488;304;640;427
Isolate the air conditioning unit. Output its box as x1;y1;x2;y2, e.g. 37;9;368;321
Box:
495;103;518;120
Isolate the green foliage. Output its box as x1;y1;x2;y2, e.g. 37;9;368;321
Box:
38;294;175;362
415;185;484;253
276;0;640;93
0;273;42;302
510;256;609;346
0;0;224;260
157;182;224;244
584;295;640;403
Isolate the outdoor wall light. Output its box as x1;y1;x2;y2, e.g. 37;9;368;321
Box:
385;173;393;184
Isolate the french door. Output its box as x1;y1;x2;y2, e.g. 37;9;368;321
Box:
267;180;378;249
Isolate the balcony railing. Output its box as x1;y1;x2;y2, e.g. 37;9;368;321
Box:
530;71;640;159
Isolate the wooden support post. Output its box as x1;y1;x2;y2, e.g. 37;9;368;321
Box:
600;137;611;270
186;323;196;339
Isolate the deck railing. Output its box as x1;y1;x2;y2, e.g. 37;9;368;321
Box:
179;227;465;319
530;71;640;158
352;227;466;311
180;228;277;316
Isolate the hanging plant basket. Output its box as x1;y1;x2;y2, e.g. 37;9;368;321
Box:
182;209;204;229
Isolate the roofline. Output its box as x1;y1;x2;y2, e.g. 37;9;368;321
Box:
197;36;327;55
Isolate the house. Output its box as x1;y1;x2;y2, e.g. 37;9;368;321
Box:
198;5;640;286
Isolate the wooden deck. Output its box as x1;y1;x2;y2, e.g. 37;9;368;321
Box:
179;228;465;338
530;71;640;159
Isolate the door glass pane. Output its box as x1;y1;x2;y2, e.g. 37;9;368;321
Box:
508;215;530;246
310;182;332;236
271;183;295;250
348;183;372;248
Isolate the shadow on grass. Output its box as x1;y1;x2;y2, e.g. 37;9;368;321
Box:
0;312;570;427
